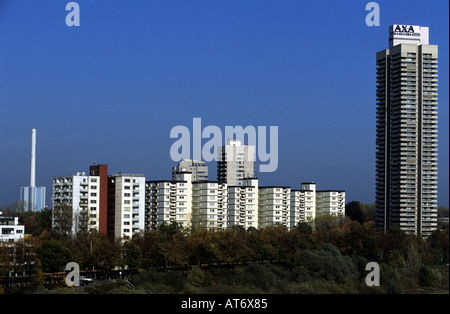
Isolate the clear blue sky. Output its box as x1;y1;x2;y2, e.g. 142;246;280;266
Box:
0;0;448;208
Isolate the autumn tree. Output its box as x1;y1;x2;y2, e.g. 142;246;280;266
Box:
345;201;367;223
52;203;73;237
35;239;72;274
187;228;218;266
0;243;13;275
131;230;167;269
123;240;142;271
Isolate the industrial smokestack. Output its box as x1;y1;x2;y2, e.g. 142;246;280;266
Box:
30;128;36;187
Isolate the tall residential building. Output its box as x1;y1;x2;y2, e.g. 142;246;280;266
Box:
217;139;256;186
89;164;108;234
145;172;193;230
52;172;100;234
258;186;291;228
172;159;208;182
227;178;259;230
290;182;317;227
316;190;346;217
375;24;438;237
20;128;46;212
108;173;145;241
192;181;228;230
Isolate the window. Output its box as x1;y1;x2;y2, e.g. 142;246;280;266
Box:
2;228;13;235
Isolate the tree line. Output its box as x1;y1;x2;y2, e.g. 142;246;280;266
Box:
1;202;448;294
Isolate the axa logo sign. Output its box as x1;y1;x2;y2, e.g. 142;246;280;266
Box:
394;25;415;33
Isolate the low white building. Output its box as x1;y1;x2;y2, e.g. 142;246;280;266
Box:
0;216;25;243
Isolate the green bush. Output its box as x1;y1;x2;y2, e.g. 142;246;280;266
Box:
291;243;358;284
187;266;205;287
235;264;279;292
419;265;442;287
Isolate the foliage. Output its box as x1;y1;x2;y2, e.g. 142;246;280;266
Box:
418;265;442;287
1;215;449;294
187;266;205;287
290;243;359;284
345;201;376;223
35;240;72;273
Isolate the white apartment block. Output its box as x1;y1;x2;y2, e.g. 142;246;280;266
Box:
227;178;259;230
147;160;347;232
52;172;100;234
109;173;145;241
290;182;317;228
316;190;346;217
146;172;193;230
290;183;346;228
258;186;291;228
217;139;256;186
192;181;228;230
0;216;25;243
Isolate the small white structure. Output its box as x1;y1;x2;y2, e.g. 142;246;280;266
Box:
0;216;25;242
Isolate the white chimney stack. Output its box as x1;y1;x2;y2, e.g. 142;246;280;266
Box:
30;128;36;187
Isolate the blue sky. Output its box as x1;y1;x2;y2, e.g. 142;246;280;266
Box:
0;0;448;208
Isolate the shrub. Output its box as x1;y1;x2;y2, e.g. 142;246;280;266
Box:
291;243;358;284
187;266;205;287
418;265;442;287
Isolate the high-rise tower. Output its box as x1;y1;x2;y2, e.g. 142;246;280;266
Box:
375;25;438;237
20;128;46;212
217;139;256;186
